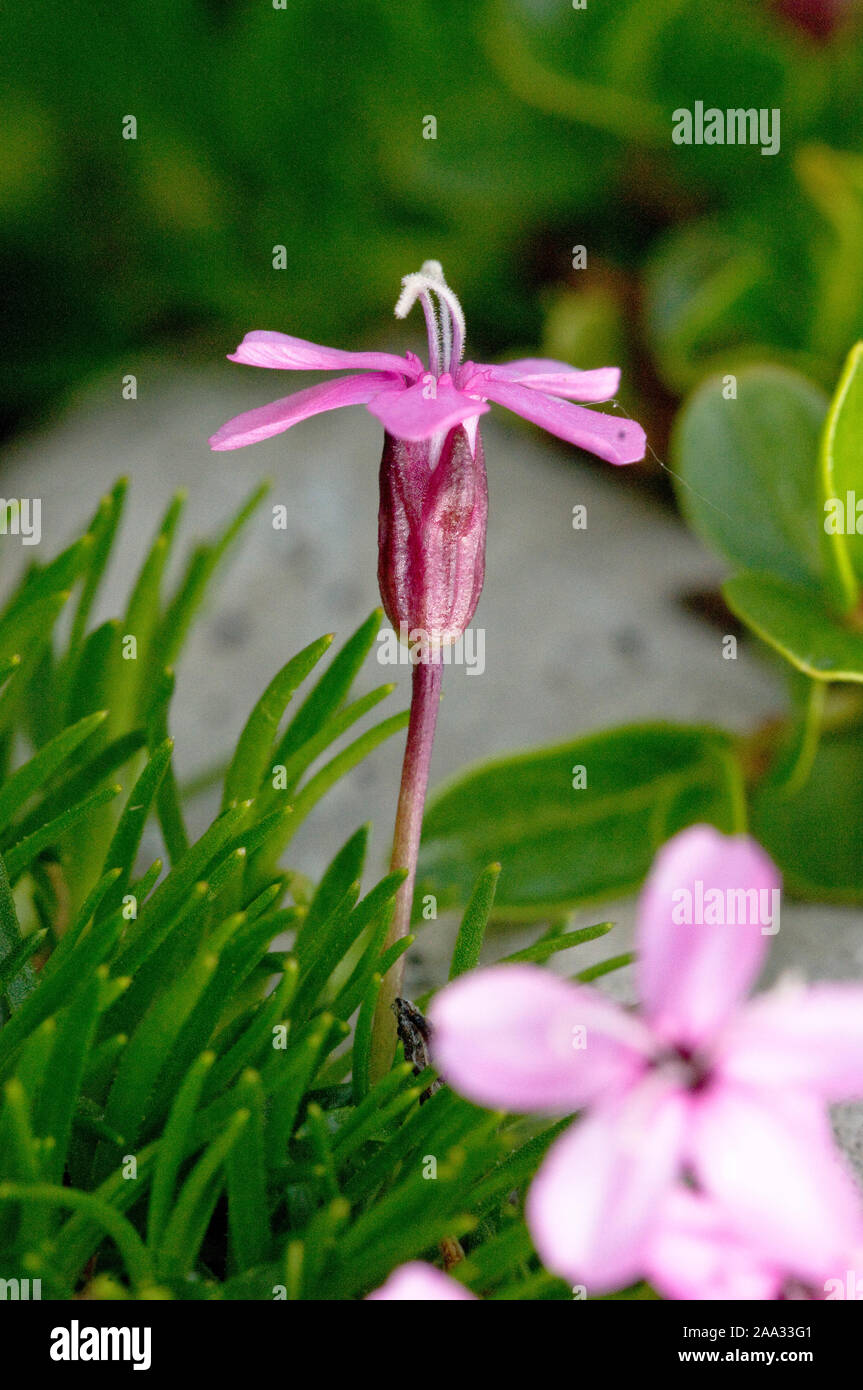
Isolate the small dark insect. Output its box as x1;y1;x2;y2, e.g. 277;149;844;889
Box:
393;997;444;1102
393;998;464;1270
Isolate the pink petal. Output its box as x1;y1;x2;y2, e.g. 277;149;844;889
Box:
366;377;489;441
716;983;863;1102
209;372;401;451
483;360;620;402
645;1187;782;1301
690;1083;863;1284
526;1077;686;1291
366;1262;476;1300
429;964;651;1114
477;378;645;464
637;825;779;1050
228;329;420;378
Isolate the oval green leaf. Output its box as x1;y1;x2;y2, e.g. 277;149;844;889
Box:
418;723;745;919
672;365;828;588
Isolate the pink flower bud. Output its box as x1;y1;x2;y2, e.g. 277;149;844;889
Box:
377;424;487;652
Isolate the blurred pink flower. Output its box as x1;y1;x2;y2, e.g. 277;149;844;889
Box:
430;824;863;1295
208;260;645;466
644;1187;783;1300
367;1262;476;1301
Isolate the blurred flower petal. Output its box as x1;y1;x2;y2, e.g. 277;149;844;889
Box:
690;1083;863;1283
637;825;779;1049
526;1078;686;1291
646;1187;782;1301
716;983;863;1101
366;1262;476;1300
429;964;651;1113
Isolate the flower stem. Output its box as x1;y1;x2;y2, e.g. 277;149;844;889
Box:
369;656;443;1084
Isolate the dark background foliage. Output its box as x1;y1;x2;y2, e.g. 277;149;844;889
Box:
2;0;862;450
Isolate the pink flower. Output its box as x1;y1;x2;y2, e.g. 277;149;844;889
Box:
208;260;645;466
430;824;863;1295
211;262;644;659
366;1262;476;1301
644;1187;783;1301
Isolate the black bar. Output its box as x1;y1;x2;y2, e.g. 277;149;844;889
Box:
1;1295;858;1375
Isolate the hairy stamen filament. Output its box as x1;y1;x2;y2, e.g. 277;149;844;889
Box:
395;262;466;375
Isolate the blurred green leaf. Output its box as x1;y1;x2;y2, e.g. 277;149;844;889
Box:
222;635;334;809
724;572;863;682
0;593;68;704
35;969;104;1186
0;911;123;1078
500;921;613;966
820;340;863;611
226;1068;268;1271
0;930;45;1003
147;1050;213;1250
151;482;269;678
271;611;384;771
798;147;863;363
156;1108;248;1281
448;862;501;979
0;853;34;1011
96;740;173;918
0;710;107;837
671;365;828;588
645;222;771;393
752;724;863;901
3;782;121;885
146;668;189;867
67;481;127;664
297;825;369;952
419;723;745;919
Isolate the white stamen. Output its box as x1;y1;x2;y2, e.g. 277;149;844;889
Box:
394;262;466;373
393;273;430;320
421;261;465;370
438;296;453;371
395;274;441;376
